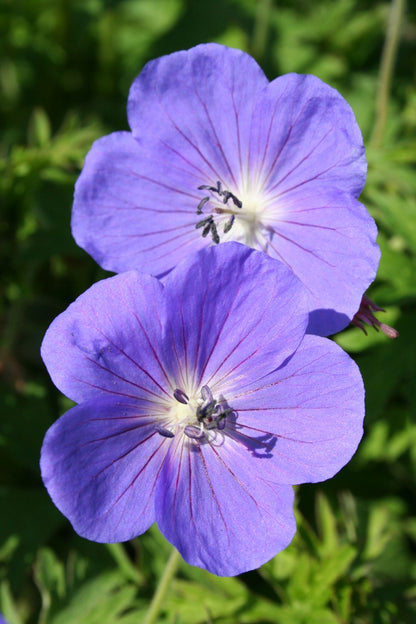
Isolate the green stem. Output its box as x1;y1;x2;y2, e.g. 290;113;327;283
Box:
143;547;181;624
370;0;405;148
252;0;273;60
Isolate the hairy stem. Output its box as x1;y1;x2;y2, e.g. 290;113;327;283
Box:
252;0;273;60
143;547;181;624
370;0;405;148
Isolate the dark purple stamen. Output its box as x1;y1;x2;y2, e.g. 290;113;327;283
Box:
155;426;175;438
196;180;242;241
223;215;235;233
197;196;210;214
196;216;220;244
173;388;189;404
202;222;212;238
196;216;213;230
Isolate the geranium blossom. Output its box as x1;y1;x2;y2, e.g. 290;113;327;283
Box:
41;244;364;576
72;43;380;335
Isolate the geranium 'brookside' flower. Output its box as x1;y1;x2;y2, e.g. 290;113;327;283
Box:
72;43;380;335
41;243;364;576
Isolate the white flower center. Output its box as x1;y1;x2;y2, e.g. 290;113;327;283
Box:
155;385;232;442
196;179;280;251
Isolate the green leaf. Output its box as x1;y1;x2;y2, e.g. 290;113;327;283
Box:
50;572;137;624
27;108;51;148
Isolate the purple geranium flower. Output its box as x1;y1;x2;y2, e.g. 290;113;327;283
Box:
72;43;380;336
41;243;364;576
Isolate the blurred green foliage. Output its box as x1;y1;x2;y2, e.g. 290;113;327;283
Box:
1;0;416;622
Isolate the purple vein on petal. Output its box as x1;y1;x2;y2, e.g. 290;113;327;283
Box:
167;323;186;389
113;144;203;183
70;375;163;402
95;436;167;522
198;445;230;539
245;89;259;181
102;187;198;213
179;296;189;384
266;228;336;268
62;429;157;476
230;87;243;176
196;284;242;387
192;77;238;188
131;310;174;390
259;235;298;276
154;84;226;185
79;422;153;448
267;128;333;194
204;317;265;389
257;90;285;182
91;432;159;476
98;204;193;215
205;285;301;388
79;355;166;401
207;444;277;522
140;439;172;517
230;351;332;400
95;167;198;200
128;226;198;256
193;288;209;387
261;95;311;189
160;139;216;181
238;423;344;447
103;222;198;239
232;423;313;444
187;447;205;545
270;158;347;200
172;440;190;526
276;220;338;232
93;329;171;398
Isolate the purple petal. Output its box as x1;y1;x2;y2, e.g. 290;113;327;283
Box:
230;334;364;484
40;397;167;542
72;131;205;274
127;43;268;185
251;73;367;199
266;186;380;335
162;243;309;392
155;435;296;576
41;271;169;404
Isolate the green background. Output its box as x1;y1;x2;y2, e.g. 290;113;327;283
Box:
1;0;416;622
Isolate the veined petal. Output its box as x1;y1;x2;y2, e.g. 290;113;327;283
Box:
155;435;296;576
41;271;169;404
162;243;309;392
72;131;206;275
265;186;380;335
250;73;366;198
40;397;168;542
230;334;364;484
128;43;268;187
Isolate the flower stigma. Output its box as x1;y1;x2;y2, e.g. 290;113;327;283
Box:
155;384;234;442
